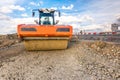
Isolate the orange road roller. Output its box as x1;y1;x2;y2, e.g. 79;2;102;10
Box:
17;9;73;50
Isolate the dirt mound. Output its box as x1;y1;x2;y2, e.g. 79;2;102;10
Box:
0;40;17;48
90;41;106;51
91;41;106;48
83;40;120;58
0;33;19;49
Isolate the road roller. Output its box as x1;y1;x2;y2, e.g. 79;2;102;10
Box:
17;9;73;50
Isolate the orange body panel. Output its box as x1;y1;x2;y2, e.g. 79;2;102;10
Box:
17;24;73;38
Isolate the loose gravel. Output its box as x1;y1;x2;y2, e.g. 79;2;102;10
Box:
0;41;119;80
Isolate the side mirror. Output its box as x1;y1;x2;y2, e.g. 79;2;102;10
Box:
55;20;59;24
58;11;61;17
34;20;39;24
32;12;35;17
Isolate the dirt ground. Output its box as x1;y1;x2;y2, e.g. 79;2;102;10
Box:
0;40;120;80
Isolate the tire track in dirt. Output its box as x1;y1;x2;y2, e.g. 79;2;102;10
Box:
0;43;25;62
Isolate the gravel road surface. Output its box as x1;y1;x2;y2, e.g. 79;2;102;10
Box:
0;41;119;80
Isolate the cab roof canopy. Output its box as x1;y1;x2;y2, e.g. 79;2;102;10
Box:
39;8;55;13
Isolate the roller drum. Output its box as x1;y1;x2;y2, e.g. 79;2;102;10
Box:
24;39;68;50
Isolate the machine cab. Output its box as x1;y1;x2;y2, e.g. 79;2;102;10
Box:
32;9;60;25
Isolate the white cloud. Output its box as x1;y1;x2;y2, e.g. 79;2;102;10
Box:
10;5;25;11
62;4;74;10
83;24;104;31
0;5;25;13
0;13;11;20
0;14;95;34
0;12;101;34
58;15;94;24
80;15;94;23
0;19;15;34
0;0;25;14
30;2;37;6
29;1;43;6
115;14;120;24
56;14;113;33
27;7;31;10
0;14;111;34
0;18;35;34
81;0;120;24
39;1;43;5
0;0;16;6
13;18;35;24
0;7;12;13
115;14;120;19
0;0;27;34
21;13;28;17
56;15;97;33
50;7;58;10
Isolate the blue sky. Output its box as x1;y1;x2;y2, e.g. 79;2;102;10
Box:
0;0;120;34
10;0;91;18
